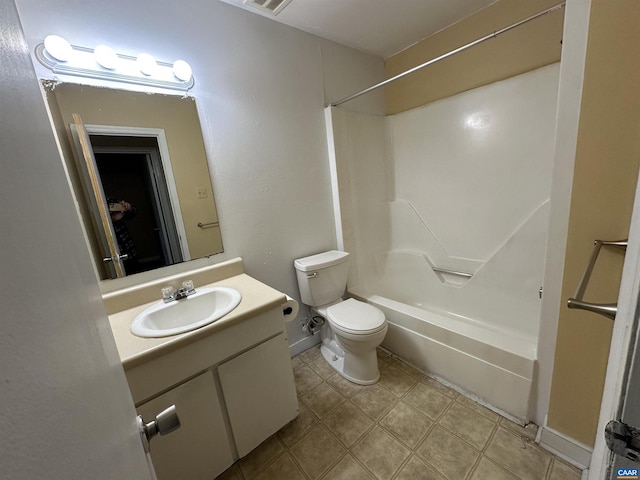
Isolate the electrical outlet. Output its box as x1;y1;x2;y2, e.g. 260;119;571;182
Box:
196;187;208;199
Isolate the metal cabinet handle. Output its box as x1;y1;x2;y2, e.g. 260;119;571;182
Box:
137;404;181;453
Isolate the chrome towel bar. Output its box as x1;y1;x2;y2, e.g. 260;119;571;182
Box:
567;239;627;320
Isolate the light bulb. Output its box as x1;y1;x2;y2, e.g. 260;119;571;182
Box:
137;53;157;76
94;45;118;70
44;35;72;62
172;60;192;82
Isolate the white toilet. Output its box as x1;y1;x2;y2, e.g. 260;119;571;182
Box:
294;250;387;385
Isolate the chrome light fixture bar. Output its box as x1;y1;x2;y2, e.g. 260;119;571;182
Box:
35;35;194;92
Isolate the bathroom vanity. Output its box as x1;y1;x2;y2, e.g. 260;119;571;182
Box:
105;258;298;479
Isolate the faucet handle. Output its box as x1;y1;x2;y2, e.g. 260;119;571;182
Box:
161;286;175;302
182;280;195;292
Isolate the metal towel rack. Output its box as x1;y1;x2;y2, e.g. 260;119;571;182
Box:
197;221;219;229
567;239;627;320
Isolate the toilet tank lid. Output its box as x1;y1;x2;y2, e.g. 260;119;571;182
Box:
294;250;349;272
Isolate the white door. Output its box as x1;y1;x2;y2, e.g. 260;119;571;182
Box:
590;174;640;478
0;2;155;478
71;114;127;278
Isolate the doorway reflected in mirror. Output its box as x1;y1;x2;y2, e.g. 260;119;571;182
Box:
94;134;184;275
43;82;223;280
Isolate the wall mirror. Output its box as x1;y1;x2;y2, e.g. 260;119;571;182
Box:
44;82;223;280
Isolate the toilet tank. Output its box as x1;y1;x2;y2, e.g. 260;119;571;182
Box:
294;250;350;307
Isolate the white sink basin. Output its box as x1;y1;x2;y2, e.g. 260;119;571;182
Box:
131;286;242;338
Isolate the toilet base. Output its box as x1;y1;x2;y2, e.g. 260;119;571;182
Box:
320;342;380;386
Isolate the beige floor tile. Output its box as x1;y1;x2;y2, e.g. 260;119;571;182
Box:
254;453;305;480
382;356;423;379
215;464;243;480
394;455;445;480
485;427;552;480
301;382;346;419
377;366;419;397
455;395;500;422
298;345;322;364
377;355;394;369
278;403;318;447
284;349;575;480
379;401;433;449
309;356;336;379
469;457;517;480
352;426;411;480
415;425;480;479
499;417;539;441
403;382;453;420
376;348;391;358
321;454;375;480
327;372;364;398
291;355;305;370
548;458;582;480
289;424;345;480
293;365;323;395
239;435;284;478
421;376;457;398
323;401;374;447
351;384;398;420
376;351;392;368
439;402;497;450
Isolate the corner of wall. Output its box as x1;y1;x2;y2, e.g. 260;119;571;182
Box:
533;0;592;427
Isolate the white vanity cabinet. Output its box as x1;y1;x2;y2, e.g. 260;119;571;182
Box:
136;371;234;480
219;333;299;457
121;304;299;480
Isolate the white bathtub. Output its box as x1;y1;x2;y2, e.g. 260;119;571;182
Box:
350;285;536;422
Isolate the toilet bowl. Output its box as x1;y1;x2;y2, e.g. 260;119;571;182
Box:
317;298;387;384
294;250;387;385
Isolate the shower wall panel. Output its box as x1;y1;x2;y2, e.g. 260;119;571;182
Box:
329;64;560;340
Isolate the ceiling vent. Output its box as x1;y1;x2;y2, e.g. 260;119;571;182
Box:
243;0;293;16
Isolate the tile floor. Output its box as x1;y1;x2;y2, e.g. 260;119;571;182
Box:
217;346;583;480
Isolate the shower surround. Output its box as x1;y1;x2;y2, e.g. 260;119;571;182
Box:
326;64;560;420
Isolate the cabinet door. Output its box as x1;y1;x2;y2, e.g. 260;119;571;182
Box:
219;333;298;457
137;371;234;480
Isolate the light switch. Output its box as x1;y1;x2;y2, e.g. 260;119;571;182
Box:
196;187;208;199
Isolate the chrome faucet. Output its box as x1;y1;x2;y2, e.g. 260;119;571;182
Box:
162;280;196;303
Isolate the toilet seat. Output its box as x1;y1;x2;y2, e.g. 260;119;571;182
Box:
327;298;386;336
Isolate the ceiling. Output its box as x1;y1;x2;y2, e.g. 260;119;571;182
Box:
218;0;498;59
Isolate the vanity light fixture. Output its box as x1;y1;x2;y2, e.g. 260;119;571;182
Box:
172;60;193;82
94;45;118;70
136;53;157;76
36;35;194;91
43;35;72;62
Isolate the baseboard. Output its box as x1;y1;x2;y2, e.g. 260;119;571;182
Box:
538;416;592;470
289;334;321;357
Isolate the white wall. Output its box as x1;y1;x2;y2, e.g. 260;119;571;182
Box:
1;2;152;477
14;0;385;350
